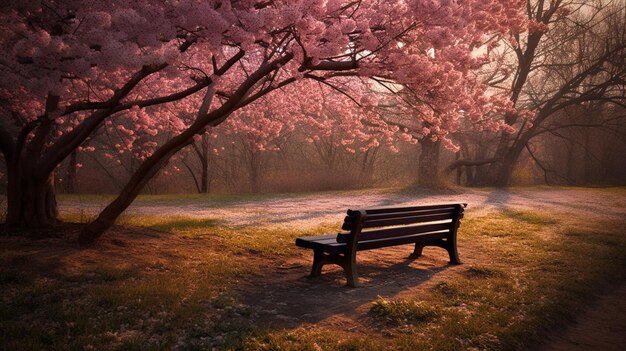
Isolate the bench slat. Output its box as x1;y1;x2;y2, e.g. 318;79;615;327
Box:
296;230;451;254
295;235;346;254
356;231;449;250
364;213;454;228
295;235;338;245
347;203;464;216
337;221;453;243
342;212;455;230
363;207;456;220
296;234;338;242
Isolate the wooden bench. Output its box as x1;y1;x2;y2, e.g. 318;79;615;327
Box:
295;203;467;287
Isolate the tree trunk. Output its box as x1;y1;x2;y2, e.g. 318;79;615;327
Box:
200;156;209;193
78;84;218;245
4;95;60;228
566;140;576;184
358;147;378;186
6;165;58;227
417;138;440;187
455;152;462;185
200;133;209;193
64;150;78;194
249;151;260;193
583;125;592;184
78;143;183;245
493;139;527;187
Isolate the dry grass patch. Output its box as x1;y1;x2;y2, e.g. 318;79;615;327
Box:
369;296;441;327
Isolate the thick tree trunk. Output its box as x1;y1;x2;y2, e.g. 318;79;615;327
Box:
3;95;60;228
493;139;527;187
6;167;58;227
486;133;513;185
417;138;440;187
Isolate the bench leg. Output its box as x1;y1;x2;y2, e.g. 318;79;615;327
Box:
411;243;425;257
309;250;325;278
445;240;461;265
343;260;359;288
428;239;462;265
308;250;359;287
340;250;359;288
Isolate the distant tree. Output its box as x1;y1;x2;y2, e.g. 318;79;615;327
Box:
180;132;215;193
449;0;626;186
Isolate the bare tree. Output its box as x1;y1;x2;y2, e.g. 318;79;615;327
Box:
451;0;626;186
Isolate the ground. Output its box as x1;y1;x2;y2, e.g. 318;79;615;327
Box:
1;187;625;350
543;283;626;351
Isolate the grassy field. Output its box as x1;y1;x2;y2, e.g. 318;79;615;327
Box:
1;188;625;350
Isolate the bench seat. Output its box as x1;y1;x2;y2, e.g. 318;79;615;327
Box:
295;230;450;254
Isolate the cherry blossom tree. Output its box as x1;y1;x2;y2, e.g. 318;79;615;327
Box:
0;0;526;244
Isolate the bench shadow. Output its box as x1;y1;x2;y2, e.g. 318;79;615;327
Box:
236;248;453;329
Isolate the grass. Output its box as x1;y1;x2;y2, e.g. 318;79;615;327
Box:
0;243;251;350
120;216;221;236
370;296;440;326
245;209;626;350
2;193;626;350
59;211;340;256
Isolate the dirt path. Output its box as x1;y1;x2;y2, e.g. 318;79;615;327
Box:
60;187;626;229
542;283;626;351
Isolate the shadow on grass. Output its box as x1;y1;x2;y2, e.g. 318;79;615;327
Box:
501;209;559;225
145;217;220;232
485;188;511;207
235;248;453;329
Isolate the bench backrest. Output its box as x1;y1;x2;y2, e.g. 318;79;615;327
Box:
336;203;466;243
